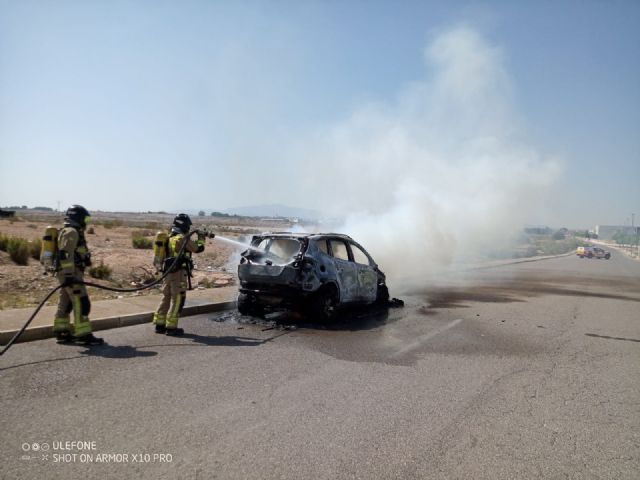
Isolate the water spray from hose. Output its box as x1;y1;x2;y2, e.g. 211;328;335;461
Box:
215;235;264;253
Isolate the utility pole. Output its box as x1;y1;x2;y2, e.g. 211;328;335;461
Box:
631;213;636;256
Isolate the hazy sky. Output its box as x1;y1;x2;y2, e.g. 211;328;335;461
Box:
1;0;638;228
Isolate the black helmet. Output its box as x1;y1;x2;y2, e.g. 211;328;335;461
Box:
172;213;192;234
65;205;91;228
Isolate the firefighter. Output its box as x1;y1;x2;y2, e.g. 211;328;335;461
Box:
53;205;104;345
153;214;206;336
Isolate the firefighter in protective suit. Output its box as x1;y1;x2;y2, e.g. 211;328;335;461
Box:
53;205;104;345
153;214;206;336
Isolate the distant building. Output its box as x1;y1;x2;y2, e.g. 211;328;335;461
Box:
0;209;16;218
595;225;637;240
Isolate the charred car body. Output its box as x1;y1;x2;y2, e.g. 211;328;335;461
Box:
237;233;389;320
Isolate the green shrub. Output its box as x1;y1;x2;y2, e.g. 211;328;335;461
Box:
29;239;41;260
0;233;7;251
131;229;155;238
7;237;30;265
87;226;95;234
89;261;112;279
132;236;153;249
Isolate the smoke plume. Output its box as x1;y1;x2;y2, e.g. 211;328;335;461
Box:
296;25;560;287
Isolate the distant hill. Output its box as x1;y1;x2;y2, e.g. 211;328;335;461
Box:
223;204;321;220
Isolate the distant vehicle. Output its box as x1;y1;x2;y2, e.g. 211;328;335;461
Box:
237;233;388;321
591;247;611;260
576;246;611;259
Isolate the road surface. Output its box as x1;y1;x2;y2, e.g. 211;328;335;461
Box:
1;253;639;479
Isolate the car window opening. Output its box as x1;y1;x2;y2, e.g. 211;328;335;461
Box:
244;238;303;265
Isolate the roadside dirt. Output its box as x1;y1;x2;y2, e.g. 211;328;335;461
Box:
0;211;294;309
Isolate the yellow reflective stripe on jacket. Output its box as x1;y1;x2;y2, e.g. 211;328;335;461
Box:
58;227;80;275
168;234;184;257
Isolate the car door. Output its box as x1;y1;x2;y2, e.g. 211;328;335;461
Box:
329;239;358;303
349;243;378;303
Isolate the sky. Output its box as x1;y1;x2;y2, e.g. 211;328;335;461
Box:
1;0;639;229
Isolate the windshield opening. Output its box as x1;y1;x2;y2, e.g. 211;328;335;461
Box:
244;237;303;265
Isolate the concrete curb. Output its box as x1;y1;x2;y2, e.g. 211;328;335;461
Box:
0;301;237;345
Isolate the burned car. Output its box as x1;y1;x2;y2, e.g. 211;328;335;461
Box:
237;233;389;320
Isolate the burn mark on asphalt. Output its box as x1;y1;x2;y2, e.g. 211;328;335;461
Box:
585;333;640;343
417;276;640;314
420;290;524;312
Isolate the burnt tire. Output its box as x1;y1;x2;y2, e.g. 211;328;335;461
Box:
605;254;611;259
309;285;339;322
376;284;390;304
237;293;265;318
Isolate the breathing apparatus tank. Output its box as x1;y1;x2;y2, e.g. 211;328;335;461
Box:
153;231;169;272
40;226;59;272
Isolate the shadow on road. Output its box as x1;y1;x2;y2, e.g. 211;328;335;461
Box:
0;332;291;371
80;344;158;358
136;331;293;349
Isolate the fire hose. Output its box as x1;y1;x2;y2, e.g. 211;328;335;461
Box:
0;229;213;356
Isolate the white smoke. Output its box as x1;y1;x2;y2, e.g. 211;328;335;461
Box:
294;25;561;286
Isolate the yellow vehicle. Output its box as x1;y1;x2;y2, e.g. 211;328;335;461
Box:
577;246;611;259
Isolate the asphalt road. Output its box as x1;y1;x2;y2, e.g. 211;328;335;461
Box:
1;253;639;479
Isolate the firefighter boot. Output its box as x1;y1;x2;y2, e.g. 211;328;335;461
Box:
153;313;166;334
53;317;73;343
165;327;184;336
56;331;73;343
75;333;105;345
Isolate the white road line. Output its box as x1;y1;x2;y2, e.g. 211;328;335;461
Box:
390;318;464;358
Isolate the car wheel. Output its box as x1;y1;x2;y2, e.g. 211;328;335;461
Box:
605;254;610;259
587;254;593;258
237;293;265;318
376;284;389;304
309;285;338;322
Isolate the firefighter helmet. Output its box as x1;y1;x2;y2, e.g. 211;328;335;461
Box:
65;205;91;228
172;213;192;234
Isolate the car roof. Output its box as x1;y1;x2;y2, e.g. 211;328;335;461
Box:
257;232;355;241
